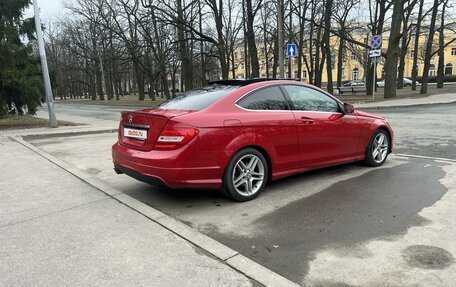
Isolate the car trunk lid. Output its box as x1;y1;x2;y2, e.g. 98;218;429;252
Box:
119;109;192;151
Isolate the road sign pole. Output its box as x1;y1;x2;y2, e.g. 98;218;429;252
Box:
278;0;284;79
372;58;376;102
290;57;293;79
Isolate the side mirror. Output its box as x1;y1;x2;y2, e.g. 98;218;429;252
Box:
343;103;355;114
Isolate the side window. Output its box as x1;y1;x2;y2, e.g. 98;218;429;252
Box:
237;86;289;110
283;85;340;112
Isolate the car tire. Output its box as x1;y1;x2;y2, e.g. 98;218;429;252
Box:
222;148;268;201
363;129;390;167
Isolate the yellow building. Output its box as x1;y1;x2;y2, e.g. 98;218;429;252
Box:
231;31;456;84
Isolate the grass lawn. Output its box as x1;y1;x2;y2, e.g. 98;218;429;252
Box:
0;115;79;130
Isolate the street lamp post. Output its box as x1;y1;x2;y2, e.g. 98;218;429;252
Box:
33;0;57;128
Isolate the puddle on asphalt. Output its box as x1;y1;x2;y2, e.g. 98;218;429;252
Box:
211;159;448;283
402;245;454;269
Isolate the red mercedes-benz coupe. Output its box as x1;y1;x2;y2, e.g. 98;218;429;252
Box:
112;79;393;201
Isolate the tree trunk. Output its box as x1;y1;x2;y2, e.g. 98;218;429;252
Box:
263;24;270;78
198;0;206;84
411;0;424;91
323;0;334;94
308;7;314;84
397;13;409;90
245;0;259;78
272;32;278;78
133;60;145;100
177;0;192;90
420;0;439;95
91;35;103;101
384;0;404;99
314;23;323;87
337;35;344;87
436;0;447;89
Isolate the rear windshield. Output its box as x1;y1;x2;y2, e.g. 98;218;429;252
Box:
157;85;238;110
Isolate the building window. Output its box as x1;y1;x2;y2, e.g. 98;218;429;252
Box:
410;50;414;58
303;70;307;79
452;48;456;56
429;64;436;76
353;68;359;80
445;63;453;75
351;53;356;61
341;68;345;77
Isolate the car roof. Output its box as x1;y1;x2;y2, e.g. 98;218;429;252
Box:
208;78;301;87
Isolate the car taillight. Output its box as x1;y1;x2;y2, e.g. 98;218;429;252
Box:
154;128;199;150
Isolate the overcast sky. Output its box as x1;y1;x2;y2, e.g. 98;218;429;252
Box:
24;0;70;21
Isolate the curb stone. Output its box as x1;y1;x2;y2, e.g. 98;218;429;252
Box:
9;134;300;287
355;100;456;111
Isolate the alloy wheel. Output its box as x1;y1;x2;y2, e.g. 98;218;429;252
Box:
372;133;388;163
232;154;265;197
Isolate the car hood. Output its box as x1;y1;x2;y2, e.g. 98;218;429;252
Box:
355;109;385;120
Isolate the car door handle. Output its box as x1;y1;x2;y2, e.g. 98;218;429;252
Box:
301;117;315;124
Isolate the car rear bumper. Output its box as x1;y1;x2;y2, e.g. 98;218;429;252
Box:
112;142;223;189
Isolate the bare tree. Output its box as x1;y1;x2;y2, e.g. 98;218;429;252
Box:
333;0;358;88
397;0;417;90
436;0;449;88
420;0;440;94
322;0;334;93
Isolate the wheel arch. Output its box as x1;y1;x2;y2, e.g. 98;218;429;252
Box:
375;126;393;153
222;144;272;182
240;145;272;181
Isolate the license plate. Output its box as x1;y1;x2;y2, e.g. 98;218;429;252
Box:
124;127;147;140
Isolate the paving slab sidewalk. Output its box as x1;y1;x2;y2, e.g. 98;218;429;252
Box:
355;93;456;109
0;135;257;287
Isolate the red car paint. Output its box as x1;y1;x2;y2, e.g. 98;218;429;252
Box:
112;80;393;189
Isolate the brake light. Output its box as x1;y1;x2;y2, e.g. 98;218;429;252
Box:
154;128;199;150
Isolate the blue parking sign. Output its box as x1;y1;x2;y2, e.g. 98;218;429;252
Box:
287;43;297;57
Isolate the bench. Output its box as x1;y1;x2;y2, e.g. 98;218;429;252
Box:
352;86;367;95
337;86;367;96
337;87;353;96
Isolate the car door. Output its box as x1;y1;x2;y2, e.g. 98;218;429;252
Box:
236;85;300;173
281;84;361;168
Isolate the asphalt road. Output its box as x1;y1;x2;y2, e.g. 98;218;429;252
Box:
375;103;456;159
32;102;456;285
